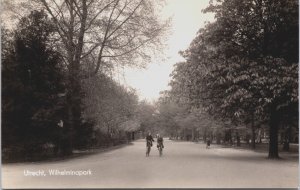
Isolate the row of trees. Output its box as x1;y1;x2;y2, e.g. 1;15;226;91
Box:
159;0;298;158
1;11;137;160
157;93;225;142
82;74;140;147
2;0;168;161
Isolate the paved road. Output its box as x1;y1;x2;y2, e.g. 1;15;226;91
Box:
2;139;298;188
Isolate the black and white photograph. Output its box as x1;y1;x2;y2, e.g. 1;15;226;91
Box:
1;0;299;189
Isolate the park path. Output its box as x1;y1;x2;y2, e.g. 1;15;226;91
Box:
2;139;298;188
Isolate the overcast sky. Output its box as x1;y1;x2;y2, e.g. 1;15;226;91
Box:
120;0;215;102
1;0;215;103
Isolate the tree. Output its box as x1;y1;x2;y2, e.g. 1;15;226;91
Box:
136;100;157;136
2;10;66;159
157;91;224;143
82;73;140;145
30;0;169;154
167;0;298;158
157;100;183;139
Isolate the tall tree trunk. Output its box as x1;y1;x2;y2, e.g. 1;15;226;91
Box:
258;128;262;143
216;132;221;144
228;129;233;146
283;126;291;151
65;67;82;154
251;112;256;149
203;128;207;142
191;128;195;141
64;100;73;155
64;84;81;154
236;131;241;147
268;108;280;159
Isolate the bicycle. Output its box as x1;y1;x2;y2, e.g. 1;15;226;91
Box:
146;140;152;157
157;143;163;156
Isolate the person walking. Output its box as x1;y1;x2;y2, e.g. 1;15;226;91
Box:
206;138;211;149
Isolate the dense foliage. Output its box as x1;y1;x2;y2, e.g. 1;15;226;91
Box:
82;74;140;146
2;0;169;160
1;9;153;161
164;0;298;158
2;11;66;160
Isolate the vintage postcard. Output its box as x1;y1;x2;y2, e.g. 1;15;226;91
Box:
1;0;299;189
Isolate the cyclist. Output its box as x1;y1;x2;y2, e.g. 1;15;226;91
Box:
157;134;164;149
146;132;154;156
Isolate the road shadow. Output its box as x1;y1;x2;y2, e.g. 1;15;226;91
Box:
169;140;299;163
198;152;298;164
200;147;299;163
3;142;134;165
194;141;298;154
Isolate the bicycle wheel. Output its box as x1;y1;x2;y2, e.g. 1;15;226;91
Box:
159;147;163;156
146;146;151;156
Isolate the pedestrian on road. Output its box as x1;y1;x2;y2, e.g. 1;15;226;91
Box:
206;138;211;149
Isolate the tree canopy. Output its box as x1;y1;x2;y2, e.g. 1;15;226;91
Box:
165;0;298;158
2;10;66;158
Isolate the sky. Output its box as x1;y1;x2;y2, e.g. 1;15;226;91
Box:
1;0;215;102
120;0;215;102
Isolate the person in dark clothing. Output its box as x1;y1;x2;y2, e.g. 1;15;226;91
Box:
146;132;154;156
146;132;154;146
157;134;164;149
206;138;211;149
156;134;164;156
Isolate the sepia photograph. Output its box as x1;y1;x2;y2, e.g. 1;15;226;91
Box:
1;0;299;189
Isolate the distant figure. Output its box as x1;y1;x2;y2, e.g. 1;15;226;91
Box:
157;134;164;149
57;120;63;128
206;139;211;149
